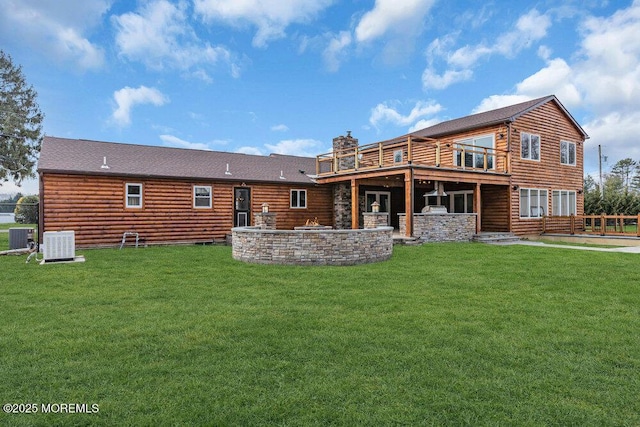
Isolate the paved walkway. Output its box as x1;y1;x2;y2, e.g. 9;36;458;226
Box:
490;240;640;253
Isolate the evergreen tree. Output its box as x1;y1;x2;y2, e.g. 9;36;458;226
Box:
0;50;44;185
610;158;637;194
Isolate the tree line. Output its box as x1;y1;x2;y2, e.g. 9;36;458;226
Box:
584;158;640;215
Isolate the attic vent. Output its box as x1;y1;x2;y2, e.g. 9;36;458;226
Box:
101;156;110;169
225;163;232;175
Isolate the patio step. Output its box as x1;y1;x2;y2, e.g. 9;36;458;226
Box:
392;235;421;245
472;232;520;244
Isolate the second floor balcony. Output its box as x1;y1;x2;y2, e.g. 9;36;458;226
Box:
316;136;511;176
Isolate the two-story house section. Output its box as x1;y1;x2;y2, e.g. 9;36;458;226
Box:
315;95;588;238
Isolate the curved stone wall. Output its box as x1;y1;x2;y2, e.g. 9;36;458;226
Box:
232;226;394;266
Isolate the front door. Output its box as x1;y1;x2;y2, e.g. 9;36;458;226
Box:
234;187;251;227
365;191;391;225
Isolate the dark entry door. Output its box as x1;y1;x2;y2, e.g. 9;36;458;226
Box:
234;187;251;227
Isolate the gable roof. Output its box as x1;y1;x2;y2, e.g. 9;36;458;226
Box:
38;137;319;184
408;95;588;140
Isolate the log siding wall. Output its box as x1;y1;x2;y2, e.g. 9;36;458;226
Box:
509;102;585;236
41;173;333;247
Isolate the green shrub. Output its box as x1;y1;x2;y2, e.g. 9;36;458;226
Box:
13;194;39;224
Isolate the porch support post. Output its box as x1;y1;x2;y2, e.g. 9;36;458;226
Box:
404;170;414;237
351;178;359;230
474;182;481;233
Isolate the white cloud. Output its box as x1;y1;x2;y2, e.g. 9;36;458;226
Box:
111;86;169;127
194;0;333;48
424;9;552;91
472;57;581;113
265;139;326;157
0;178;39;196
322;31;352;72
236;146;264;156
515;58;581;105
422;68;473;90
494;9;551;56
408;118;442;133
159;135;211;151
271;124;289;132
0;0;108;70
472;95;535;114
583;111;640;175
355;0;435;43
574;2;640;114
471;2;640;175
447;45;493;69
113;0;238;78
369;100;443;130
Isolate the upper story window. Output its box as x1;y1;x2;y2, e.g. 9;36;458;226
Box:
126;183;142;208
454;134;494;170
560;141;576;166
520;188;548;218
194;185;212;208
291;189;307;209
521;132;540;161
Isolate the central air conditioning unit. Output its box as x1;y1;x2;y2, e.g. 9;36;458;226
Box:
43;231;76;262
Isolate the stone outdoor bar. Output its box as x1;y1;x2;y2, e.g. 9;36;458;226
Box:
232;208;393;266
398;211;477;243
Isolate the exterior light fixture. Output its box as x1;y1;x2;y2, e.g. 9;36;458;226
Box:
262;203;269;213
371;201;380;213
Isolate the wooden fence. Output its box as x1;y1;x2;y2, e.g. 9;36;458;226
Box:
542;214;640;237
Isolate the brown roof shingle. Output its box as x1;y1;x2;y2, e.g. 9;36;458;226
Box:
404;95;588;140
38;137;319;184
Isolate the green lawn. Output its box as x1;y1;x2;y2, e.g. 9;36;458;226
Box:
1;243;639;426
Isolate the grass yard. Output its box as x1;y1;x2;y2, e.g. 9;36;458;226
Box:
1;242;639;426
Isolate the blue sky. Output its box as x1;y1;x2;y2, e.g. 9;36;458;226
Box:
1;0;640;195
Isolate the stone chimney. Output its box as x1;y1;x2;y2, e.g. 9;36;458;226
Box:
332;131;358;171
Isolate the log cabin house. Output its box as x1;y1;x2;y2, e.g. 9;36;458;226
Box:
37;138;334;247
38;95;588;247
316;95;588;238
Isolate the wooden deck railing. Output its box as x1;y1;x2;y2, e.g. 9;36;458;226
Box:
542;214;640;237
316;136;510;176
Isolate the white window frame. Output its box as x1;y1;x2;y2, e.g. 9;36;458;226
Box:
193;185;212;208
560;141;576;166
290;189;307;209
126;183;143;208
521;132;540;161
447;190;474;213
519;188;548;219
552;190;576;216
393;149;403;163
454;134;495;170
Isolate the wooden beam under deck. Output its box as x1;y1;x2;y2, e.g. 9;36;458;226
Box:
475;183;482;233
404;170;413;237
316;165;511;187
351;179;359;230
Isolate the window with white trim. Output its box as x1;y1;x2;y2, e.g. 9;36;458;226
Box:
126;183;142;208
560;141;576;166
194;185;212;208
519;188;548;218
393;150;403;163
454;134;495;169
290;189;307;209
521;132;540;161
552;190;576;216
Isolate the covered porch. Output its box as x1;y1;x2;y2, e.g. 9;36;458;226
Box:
317;167;512;238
